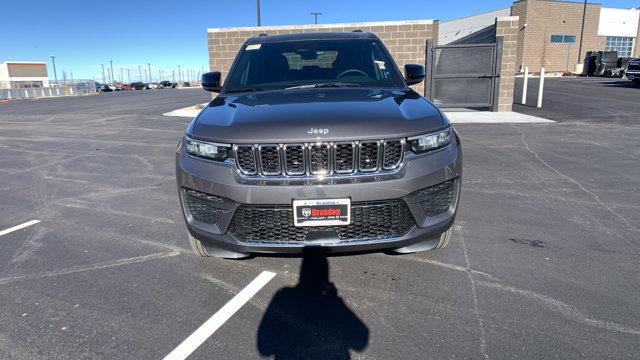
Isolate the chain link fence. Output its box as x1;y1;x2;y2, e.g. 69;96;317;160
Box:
0;80;96;100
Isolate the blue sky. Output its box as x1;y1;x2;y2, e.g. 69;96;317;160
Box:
1;0;635;81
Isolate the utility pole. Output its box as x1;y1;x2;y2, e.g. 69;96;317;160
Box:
50;56;58;84
257;0;261;27
138;65;142;82
101;64;106;83
127;69;131;83
147;63;152;83
310;12;322;24
109;60;114;84
577;0;587;64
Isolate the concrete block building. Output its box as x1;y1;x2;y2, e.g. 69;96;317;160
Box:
206;0;639;111
0;61;49;89
511;0;639;73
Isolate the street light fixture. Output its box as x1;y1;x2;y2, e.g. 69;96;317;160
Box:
310;12;322;24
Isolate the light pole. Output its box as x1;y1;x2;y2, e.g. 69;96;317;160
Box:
50;56;58;84
566;42;573;72
101;64;106;83
127;69;131;83
120;68;124;84
257;0;261;27
147;63;152;83
178;65;182;84
577;0;587;65
109;60;114;84
310;12;322;24
138;65;142;82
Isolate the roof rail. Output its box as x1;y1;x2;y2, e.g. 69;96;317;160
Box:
258;33;268;37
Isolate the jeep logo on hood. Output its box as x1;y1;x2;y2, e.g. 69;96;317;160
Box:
307;128;329;135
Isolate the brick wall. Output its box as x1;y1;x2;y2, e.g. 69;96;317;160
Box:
207;20;436;94
512;0;603;73
496;16;519;112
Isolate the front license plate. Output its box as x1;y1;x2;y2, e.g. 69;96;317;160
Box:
293;198;351;227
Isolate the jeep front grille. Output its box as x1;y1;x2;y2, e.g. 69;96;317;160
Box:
234;139;405;178
228;199;415;243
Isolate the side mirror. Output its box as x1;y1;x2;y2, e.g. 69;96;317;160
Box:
202;71;221;92
404;64;425;85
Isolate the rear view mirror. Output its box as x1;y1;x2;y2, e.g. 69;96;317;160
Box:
404;64;425;85
202;72;222;92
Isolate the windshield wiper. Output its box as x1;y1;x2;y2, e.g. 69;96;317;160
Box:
225;87;264;93
284;82;361;90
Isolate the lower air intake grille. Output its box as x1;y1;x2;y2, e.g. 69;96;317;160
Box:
184;189;224;224
228;200;415;243
418;179;457;217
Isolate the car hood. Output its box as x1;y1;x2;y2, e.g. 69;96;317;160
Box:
191;88;446;143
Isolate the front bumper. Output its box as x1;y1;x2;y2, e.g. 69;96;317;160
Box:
626;70;640;80
175;133;462;256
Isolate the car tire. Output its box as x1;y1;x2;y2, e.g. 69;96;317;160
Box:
188;232;210;257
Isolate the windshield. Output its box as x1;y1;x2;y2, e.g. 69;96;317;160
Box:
224;39;405;92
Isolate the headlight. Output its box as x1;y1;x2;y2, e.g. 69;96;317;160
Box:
408;127;451;154
184;136;231;161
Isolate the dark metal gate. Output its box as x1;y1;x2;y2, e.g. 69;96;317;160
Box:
424;38;503;110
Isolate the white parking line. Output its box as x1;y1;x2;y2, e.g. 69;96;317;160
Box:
0;220;40;237
163;270;276;360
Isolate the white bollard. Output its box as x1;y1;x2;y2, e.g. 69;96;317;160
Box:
521;66;529;105
537;67;545;108
24;89;29;98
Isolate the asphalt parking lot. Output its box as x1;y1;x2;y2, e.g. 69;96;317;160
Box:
1;88;639;359
514;76;640;123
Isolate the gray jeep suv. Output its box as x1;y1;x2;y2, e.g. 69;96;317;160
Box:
175;32;462;258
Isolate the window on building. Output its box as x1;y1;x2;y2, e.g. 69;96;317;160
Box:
605;36;634;57
550;35;576;43
550;35;564;43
